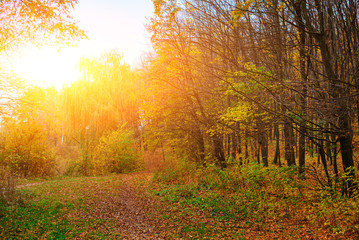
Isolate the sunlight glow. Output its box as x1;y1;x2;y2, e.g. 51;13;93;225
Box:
8;42;142;89
3;0;153;89
9;46;82;89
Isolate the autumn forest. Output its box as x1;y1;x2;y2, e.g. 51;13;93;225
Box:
0;0;359;239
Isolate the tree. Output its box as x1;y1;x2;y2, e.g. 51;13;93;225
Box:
0;0;85;117
0;0;85;52
61;51;142;175
1;119;55;177
92;128;142;175
0;86;59;177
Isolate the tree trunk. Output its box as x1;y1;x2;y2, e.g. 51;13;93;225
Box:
310;136;314;158
294;0;307;177
213;134;226;168
318;142;332;188
339;115;355;196
273;121;280;165
245;135;249;164
284;120;296;166
226;134;231;159
298;129;306;176
326;134;332;165
331;130;339;182
231;132;237;162
195;128;205;165
256;140;261;165
259;130;269;167
237;123;243;165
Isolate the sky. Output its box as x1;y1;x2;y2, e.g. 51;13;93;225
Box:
74;0;154;65
6;0;154;89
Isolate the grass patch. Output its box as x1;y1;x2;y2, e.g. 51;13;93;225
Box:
0;175;124;239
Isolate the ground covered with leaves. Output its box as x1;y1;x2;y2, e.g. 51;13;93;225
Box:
0;174;160;239
0;163;358;239
138;163;359;239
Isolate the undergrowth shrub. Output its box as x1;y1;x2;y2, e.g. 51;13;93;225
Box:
153;157;197;183
0;167;16;205
63;159;80;176
154;165;179;183
197;163;242;191
311;184;359;234
92;128;142;174
0;121;55;177
55;144;81;176
152;159;359;235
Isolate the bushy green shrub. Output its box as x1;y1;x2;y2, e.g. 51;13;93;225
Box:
92;128;142;174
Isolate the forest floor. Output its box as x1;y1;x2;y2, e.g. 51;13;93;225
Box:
0;153;358;239
1;173;161;239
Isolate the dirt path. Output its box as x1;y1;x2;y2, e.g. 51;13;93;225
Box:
72;172;166;239
16;182;44;189
10;151;168;239
13;173;165;239
102;173;161;239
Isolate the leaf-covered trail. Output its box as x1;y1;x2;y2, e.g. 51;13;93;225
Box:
8;173;165;239
62;172;165;239
6;151;168;239
95;173;160;239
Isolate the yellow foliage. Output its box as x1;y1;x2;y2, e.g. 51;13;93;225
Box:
0;120;55;177
92;128;142;175
61;50;142;144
